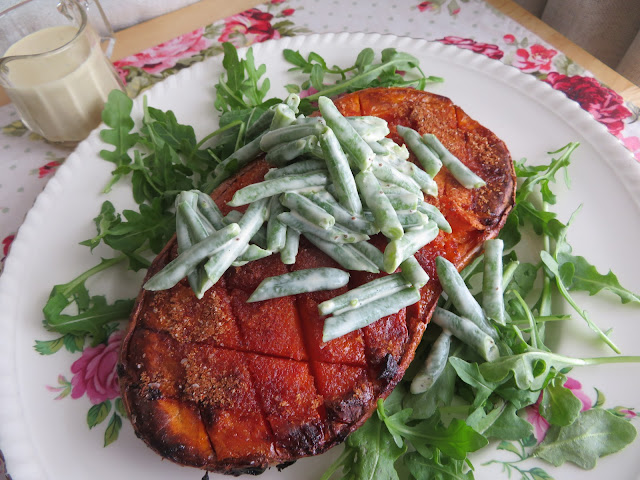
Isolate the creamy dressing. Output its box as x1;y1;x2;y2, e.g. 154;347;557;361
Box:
2;25;122;143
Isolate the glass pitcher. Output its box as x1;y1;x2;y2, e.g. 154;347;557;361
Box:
0;0;124;144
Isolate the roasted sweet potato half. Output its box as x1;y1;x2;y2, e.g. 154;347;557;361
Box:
118;87;516;475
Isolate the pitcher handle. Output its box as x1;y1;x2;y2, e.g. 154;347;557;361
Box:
76;0;117;58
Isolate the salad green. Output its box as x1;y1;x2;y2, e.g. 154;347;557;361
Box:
36;42;640;478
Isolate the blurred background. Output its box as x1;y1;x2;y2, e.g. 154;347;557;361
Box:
513;0;640;85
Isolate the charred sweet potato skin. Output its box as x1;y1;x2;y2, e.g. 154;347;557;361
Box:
118;87;516;474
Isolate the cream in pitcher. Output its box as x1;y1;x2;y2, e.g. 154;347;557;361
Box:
0;0;123;144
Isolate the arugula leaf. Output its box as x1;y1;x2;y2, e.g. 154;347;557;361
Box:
284;47;442;114
378;401;488;460
539;374;582;427
80;201;121;251
214;42;273;113
342;412;406;480
479;351;640;391
99;90;140;192
535;409;637;469
40;256;132;346
557;245;640;304
448;357;502;409
404;451;474;480
482;402;534;441
34;337;65;355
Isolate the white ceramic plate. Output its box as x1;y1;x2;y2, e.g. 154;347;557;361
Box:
1;32;639;480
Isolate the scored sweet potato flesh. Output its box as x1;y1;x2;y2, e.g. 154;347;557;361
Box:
118;87;516;475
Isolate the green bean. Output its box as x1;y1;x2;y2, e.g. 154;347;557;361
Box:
178;200;214;242
175;205;206;293
435;256;497;339
323;286;421;342
410;330;452;393
251;224;268;249
284;93;300;114
264;159;327;180
265;135;319;166
278;211;368;244
280;227;300;265
259;122;324;151
378;183;421;210
319;126;363;215
318;96;374;171
350;240;385;271
269;103;296;130
228;172;329;207
422;133;486;189
416;202;451;233
303;233;378;272
368;140;389;155
371;161;423;196
397;160;438;197
502;259;520;291
246;108;276;141
482;239;505;325
396;210;431;230
294;115;322;125
383;222;439;273
266;196;287;252
318;273;409;316
345;116;390;142
224;209;243;225
400;256;430;288
302;190;378;235
175;206;192;254
356;170;404;240
379;137;410;161
280;192;335;230
248;268;350;302
203;198;269;284
209;133;265;191
175;197;216;295
375;154;437;197
384;193;420;212
196;191;226;230
396;125;442;177
144;223;241;291
232;244;273;266
431;307;499;362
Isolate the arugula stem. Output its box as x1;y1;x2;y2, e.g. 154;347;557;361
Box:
56;255;127;297
318;447;354;480
195;120;244;150
511;290;542;350
304;61;428;102
438;405;472;415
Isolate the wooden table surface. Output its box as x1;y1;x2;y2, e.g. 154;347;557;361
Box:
1;0;639;105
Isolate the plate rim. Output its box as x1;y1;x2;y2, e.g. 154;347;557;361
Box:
1;31;639;479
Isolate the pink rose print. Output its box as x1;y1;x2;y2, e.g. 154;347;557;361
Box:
503;34;516;44
437;36;504;60
618;408;638;419
271;0;285;3
218;8;280;46
513;44;557;73
526;377;592;442
621;135;640;162
418;1;435;11
545;72;632;136
70;330;123;405
2;234;13;258
37;160;62;178
281;8;295;16
114;28;211;75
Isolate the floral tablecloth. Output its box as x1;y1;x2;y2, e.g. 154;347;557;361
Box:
1;0;639;477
